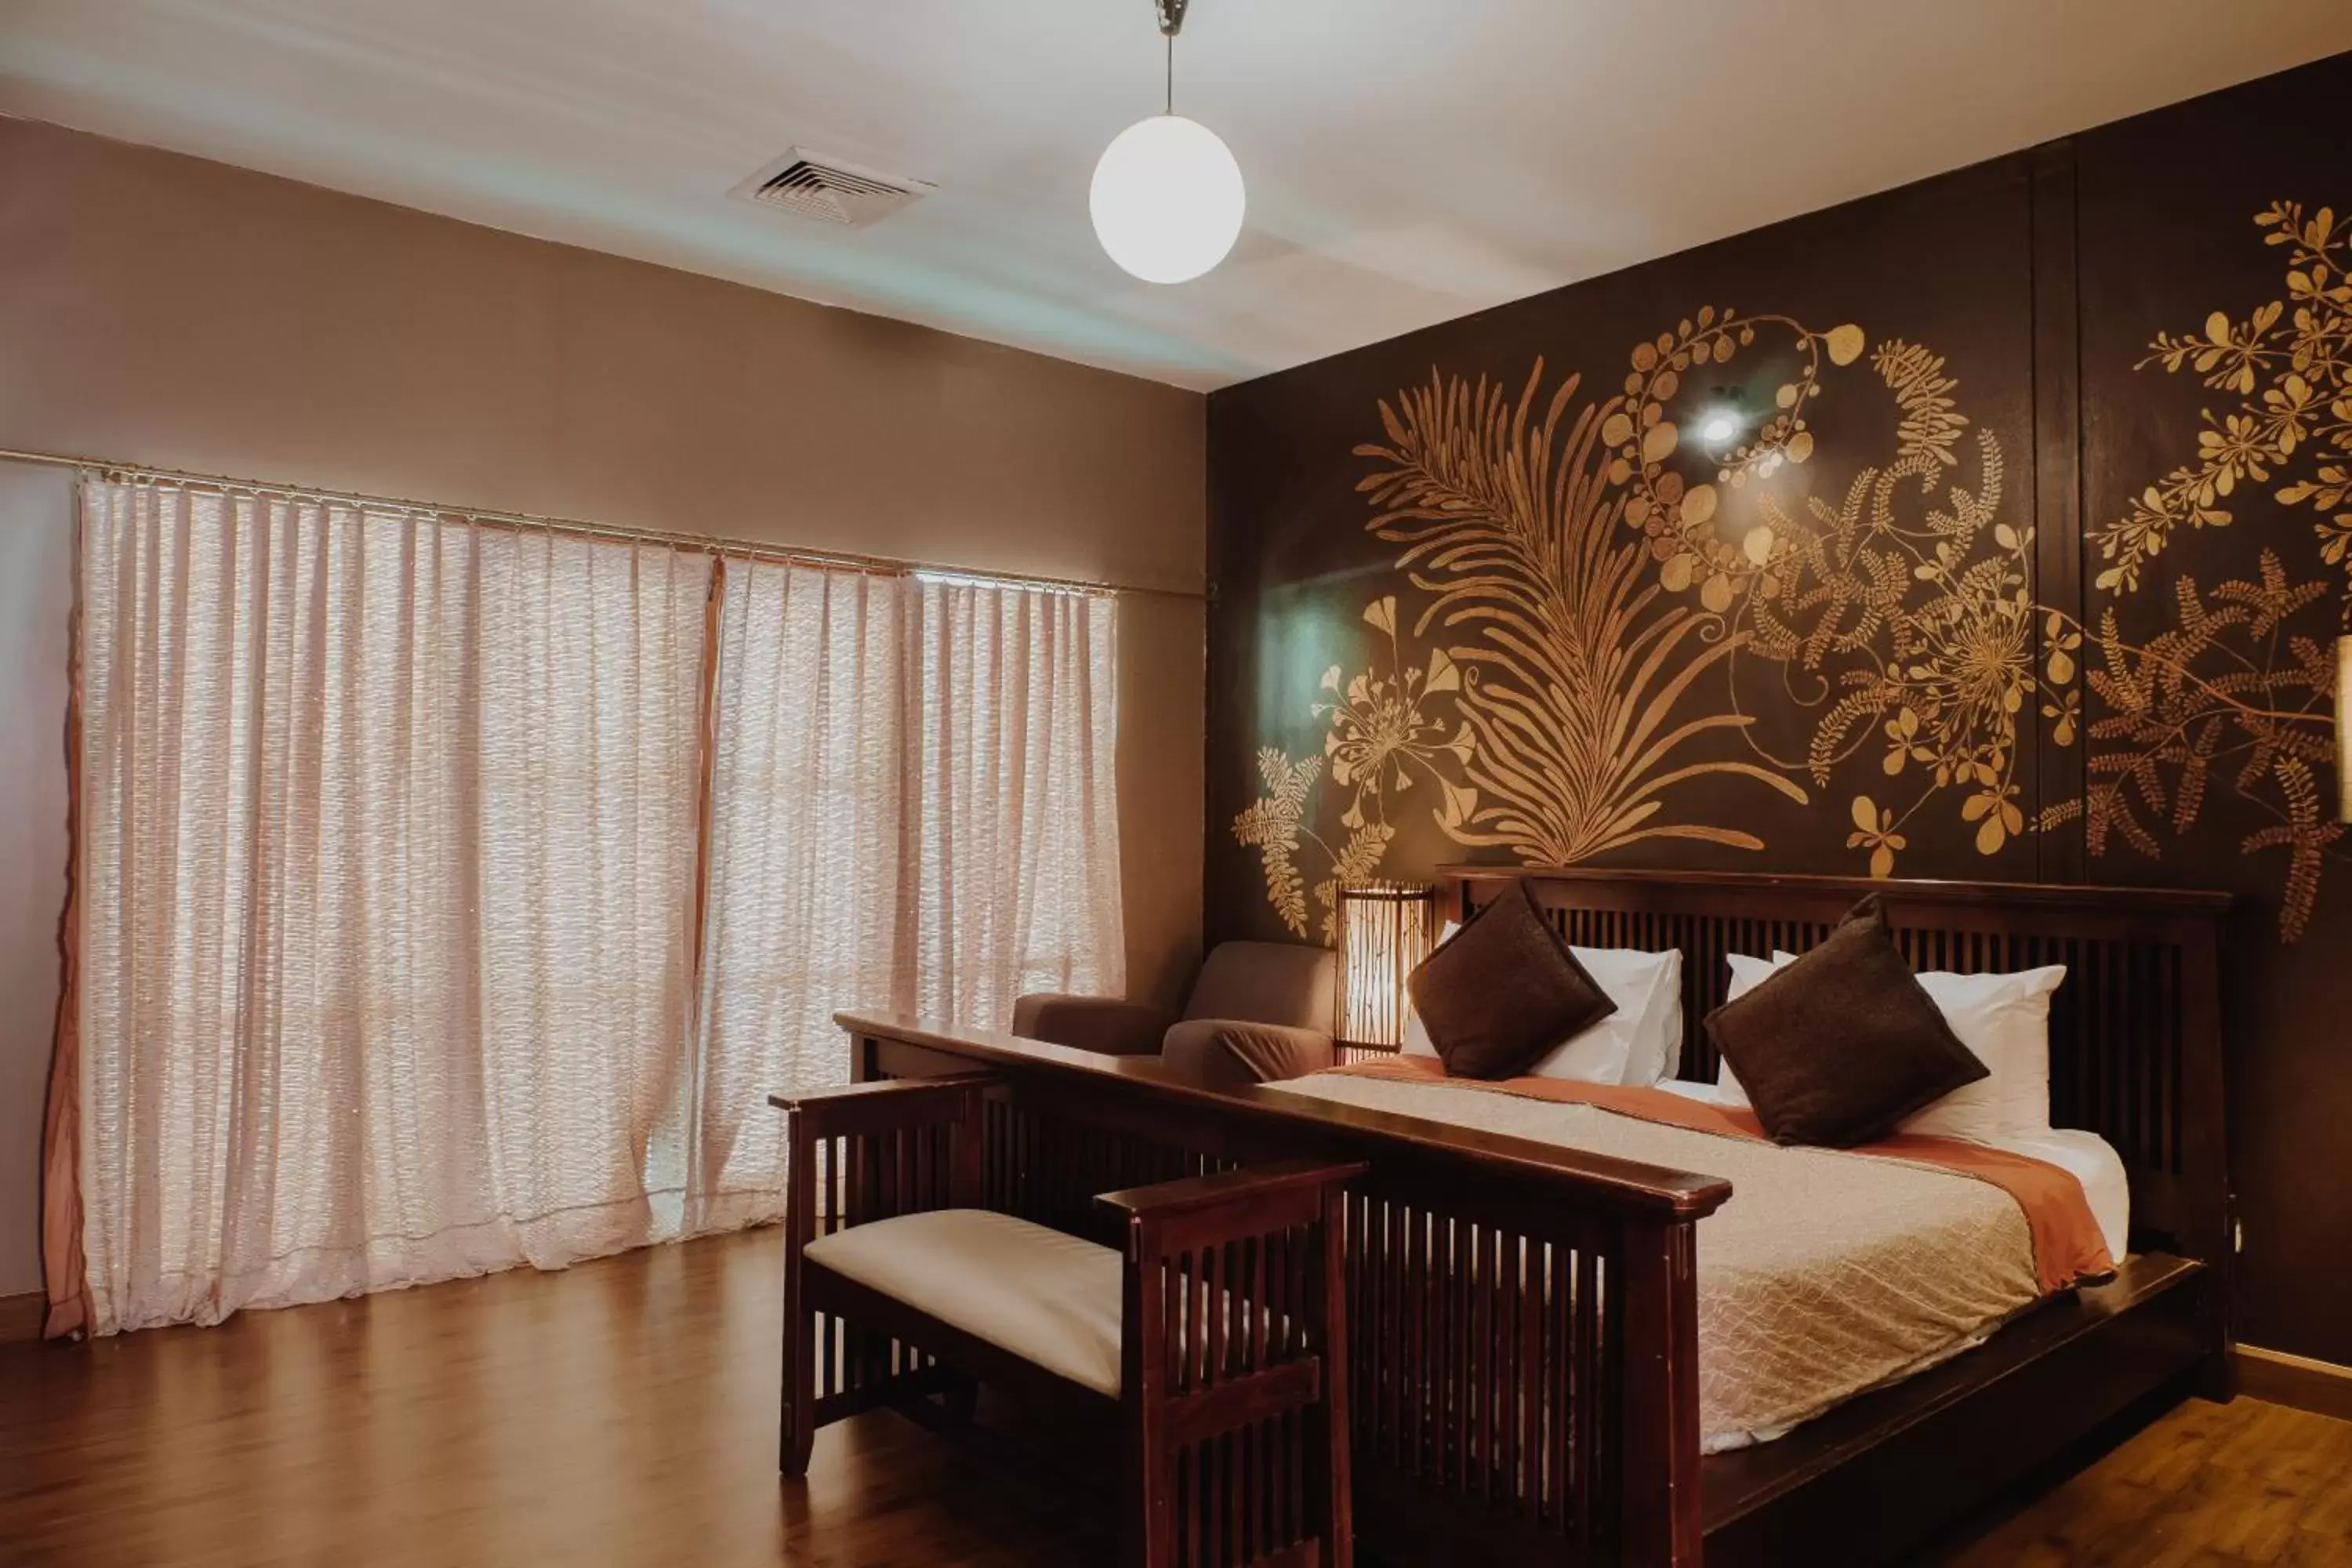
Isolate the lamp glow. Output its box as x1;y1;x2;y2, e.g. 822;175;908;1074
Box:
1700;412;1740;444
1090;114;1246;285
1334;881;1438;1054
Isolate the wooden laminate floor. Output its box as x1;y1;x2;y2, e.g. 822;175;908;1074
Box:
1926;1392;2352;1567
2;1227;2347;1567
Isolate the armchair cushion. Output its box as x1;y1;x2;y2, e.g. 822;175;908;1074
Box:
1182;942;1338;1033
1162;1018;1336;1092
1010;993;1176;1056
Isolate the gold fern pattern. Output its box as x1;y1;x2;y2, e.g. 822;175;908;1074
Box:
1231;747;1318;937
1872;342;1969;472
2059;198;2352;940
1733;347;2046;873
2045;554;2343;940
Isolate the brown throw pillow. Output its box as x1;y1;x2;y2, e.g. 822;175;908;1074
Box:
1703;895;1987;1147
1407;878;1616;1080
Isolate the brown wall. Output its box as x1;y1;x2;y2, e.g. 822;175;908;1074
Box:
0;117;1208;1298
1205;53;2352;1363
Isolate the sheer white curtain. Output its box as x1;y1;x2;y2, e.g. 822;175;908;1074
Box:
63;475;1127;1333
681;559;909;1233
902;576;1125;1025
681;570;1123;1229
73;479;710;1334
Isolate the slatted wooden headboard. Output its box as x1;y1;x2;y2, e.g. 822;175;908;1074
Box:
1438;865;2233;1272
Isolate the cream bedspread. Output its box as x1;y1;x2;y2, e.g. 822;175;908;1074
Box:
1270;1072;2047;1450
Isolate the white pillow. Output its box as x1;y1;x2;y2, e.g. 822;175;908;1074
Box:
1595;946;1682;1086
1713;952;1795;1107
1903;967;2066;1140
1403;925;1683;1086
1400;920;1461;1061
1713;952;2065;1141
1399;920;1463;1059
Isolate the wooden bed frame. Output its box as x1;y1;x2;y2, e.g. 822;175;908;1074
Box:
822;866;2232;1566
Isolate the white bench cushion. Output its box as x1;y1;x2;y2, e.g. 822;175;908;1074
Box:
804;1208;1124;1397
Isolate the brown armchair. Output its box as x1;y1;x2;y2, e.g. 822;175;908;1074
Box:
1011;940;1339;1091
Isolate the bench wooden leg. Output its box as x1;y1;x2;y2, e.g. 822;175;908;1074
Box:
1121;1233;1176;1568
781;1126;817;1478
781;1305;817;1477
1103;1160;1367;1568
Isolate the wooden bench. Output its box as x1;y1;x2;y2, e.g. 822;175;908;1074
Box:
774;1073;1363;1568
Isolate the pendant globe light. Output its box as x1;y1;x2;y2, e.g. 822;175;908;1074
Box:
1091;0;1245;285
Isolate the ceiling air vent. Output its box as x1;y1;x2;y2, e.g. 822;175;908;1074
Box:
729;149;933;228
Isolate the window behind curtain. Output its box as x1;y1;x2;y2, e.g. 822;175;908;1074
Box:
65;478;1127;1333
901;574;1125;1025
677;557;910;1234
681;564;1123;1233
74;481;710;1334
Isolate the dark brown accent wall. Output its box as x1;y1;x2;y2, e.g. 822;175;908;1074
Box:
1205;52;2352;1363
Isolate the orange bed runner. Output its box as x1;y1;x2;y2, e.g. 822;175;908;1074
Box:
1327;1056;2115;1294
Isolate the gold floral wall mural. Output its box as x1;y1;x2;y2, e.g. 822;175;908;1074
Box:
1234;309;2069;935
1210;49;2352;1369
1232;195;2347;944
2049;198;2352;940
1232;600;1469;941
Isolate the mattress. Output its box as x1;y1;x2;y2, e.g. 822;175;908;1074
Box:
1654;1077;2132;1265
1271;1069;2122;1452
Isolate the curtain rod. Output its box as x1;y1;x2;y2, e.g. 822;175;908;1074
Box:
0;447;1204;602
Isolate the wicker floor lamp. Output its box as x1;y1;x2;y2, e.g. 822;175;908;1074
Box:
1332;880;1439;1059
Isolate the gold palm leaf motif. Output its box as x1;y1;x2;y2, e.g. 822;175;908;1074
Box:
1353;359;1807;863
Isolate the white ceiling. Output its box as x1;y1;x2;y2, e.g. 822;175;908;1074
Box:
4;2;2348;391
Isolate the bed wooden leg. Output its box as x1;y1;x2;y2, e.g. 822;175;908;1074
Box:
1308;1192;1355;1568
942;1370;982;1426
1619;1218;1706;1567
2196;1345;2238;1404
